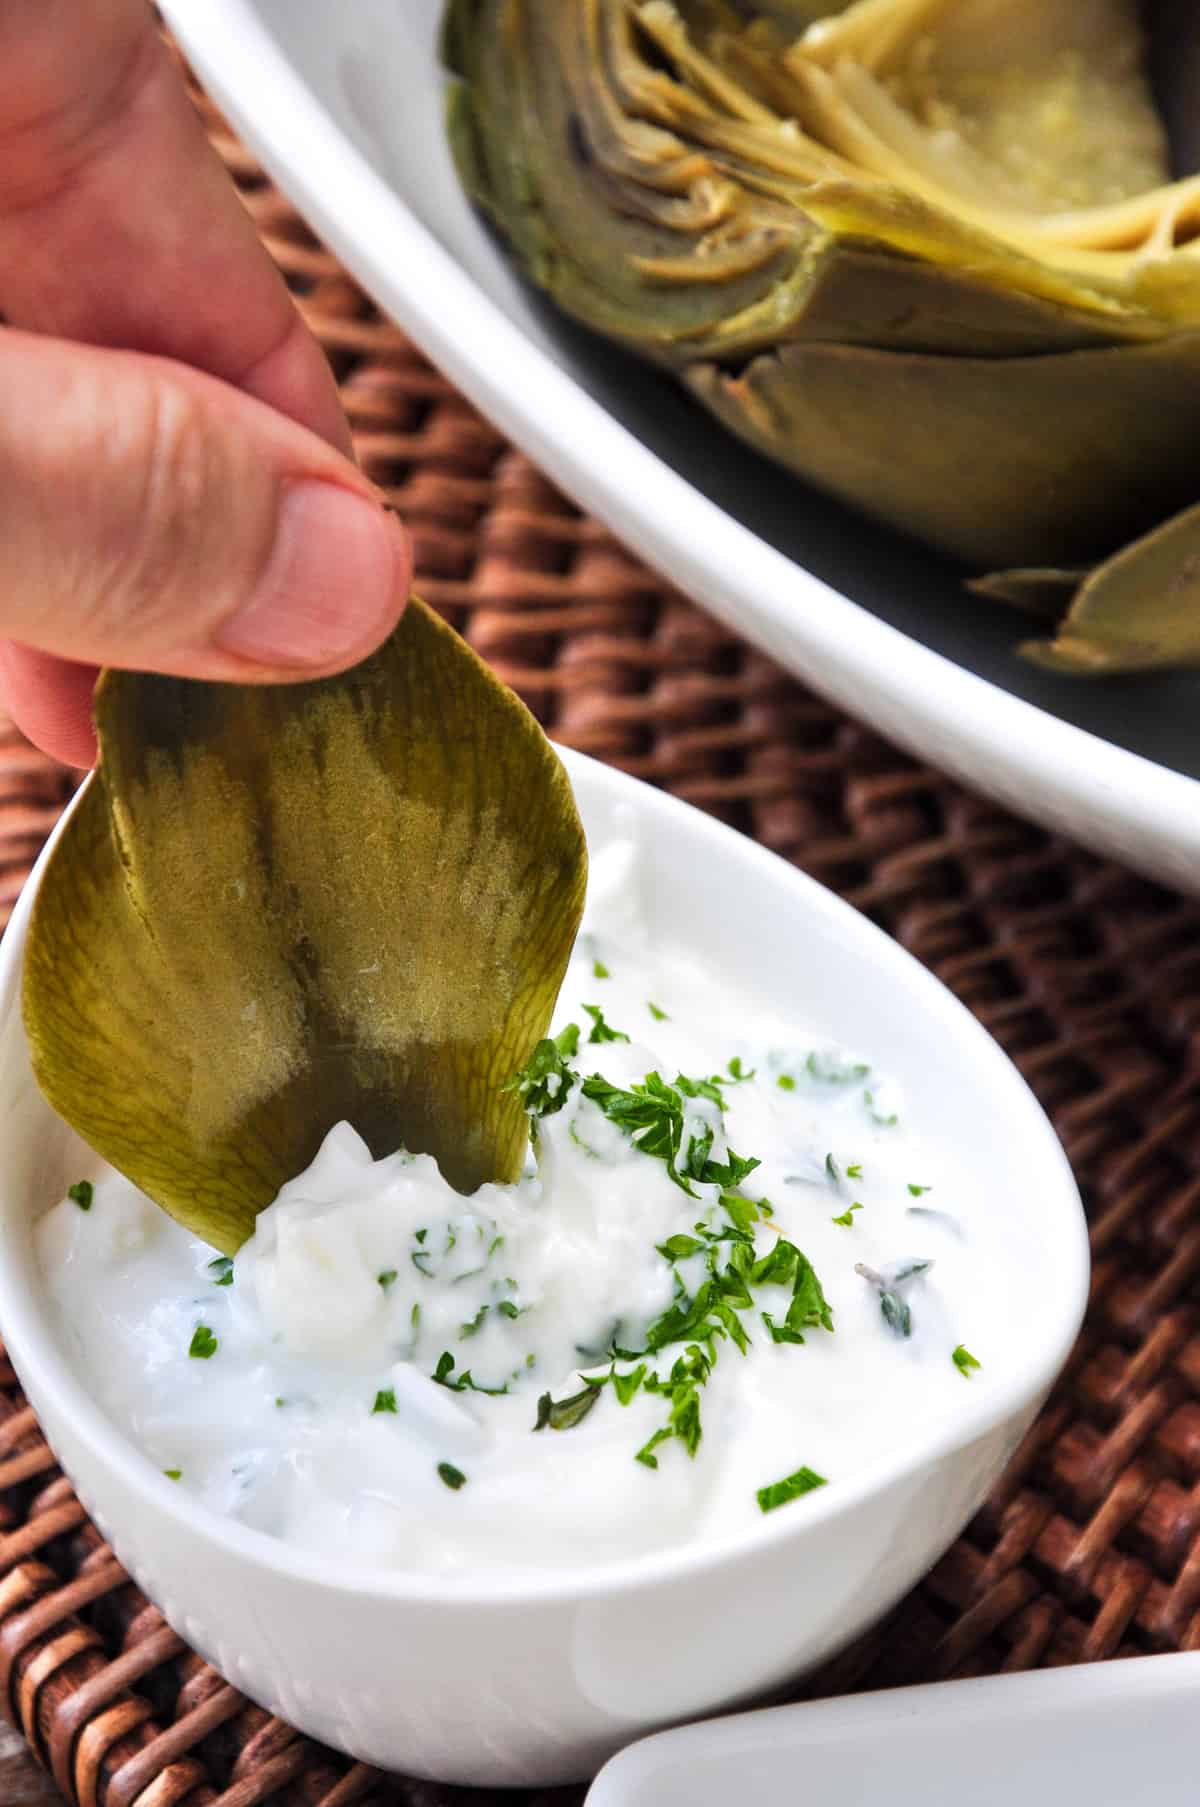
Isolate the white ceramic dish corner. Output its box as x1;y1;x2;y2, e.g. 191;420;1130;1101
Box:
160;0;1200;895
585;1653;1200;1807
0;751;1086;1785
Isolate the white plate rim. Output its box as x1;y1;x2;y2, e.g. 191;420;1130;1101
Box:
162;0;1200;893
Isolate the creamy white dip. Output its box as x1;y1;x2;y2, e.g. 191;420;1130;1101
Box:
38;835;994;1575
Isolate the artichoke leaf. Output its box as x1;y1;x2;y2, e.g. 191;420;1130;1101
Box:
688;330;1200;568
967;568;1086;620
23;598;587;1254
1017;502;1200;674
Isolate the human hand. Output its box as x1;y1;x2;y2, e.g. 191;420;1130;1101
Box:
0;0;411;767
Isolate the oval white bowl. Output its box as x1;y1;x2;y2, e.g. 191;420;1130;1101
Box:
0;749;1088;1785
158;0;1200;894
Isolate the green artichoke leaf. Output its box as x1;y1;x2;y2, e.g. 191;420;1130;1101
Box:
23;599;587;1254
688;330;1200;568
1017;502;1200;674
967;568;1086;620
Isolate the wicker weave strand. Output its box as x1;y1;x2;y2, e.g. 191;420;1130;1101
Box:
1;74;1200;1807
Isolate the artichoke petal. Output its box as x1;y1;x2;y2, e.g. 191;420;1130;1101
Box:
688;331;1200;568
1017;503;1200;674
23;599;587;1253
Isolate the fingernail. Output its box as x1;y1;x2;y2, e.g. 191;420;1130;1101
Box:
215;481;406;670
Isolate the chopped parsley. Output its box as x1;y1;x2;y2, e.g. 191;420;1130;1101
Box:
864;1089;898;1127
372;1388;398;1414
432;1351;509;1397
503;1022;581;1120
855;1259;932;1339
163;1468;182;1482
726;1057;755;1083
208;1256;234;1287
776;1074;796;1092
952;1344;981;1378
188;1325;218;1360
831;1202;862;1227
377;1269;398;1291
907;1183;932;1197
583;1004;629;1045
67;1180;93;1212
580;1069;759;1198
807;1051;870;1084
592;958;610;979
533;1383;602;1432
647;1001;669;1021
845;1162;863;1180
756;1465;827;1513
459;1304;489;1338
825;1153;840;1184
534;1181;833;1469
437;1462;467;1490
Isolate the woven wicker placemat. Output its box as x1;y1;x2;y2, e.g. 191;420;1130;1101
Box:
3;77;1200;1807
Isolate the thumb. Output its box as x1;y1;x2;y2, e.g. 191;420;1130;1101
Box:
0;330;410;686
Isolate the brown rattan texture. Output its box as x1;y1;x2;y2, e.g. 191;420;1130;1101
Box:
3;80;1200;1807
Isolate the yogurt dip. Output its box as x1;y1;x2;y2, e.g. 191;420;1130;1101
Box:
37;835;993;1576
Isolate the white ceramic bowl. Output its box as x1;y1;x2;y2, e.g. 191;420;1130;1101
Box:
159;0;1200;894
0;751;1087;1786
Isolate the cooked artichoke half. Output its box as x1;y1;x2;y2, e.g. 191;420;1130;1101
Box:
445;0;1200;672
23;599;587;1254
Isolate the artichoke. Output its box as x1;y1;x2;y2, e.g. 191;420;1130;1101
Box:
24;599;587;1253
444;0;1200;673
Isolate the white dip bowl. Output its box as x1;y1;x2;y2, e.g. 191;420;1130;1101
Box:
0;749;1087;1785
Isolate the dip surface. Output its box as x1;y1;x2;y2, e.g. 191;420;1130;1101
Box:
37;835;998;1576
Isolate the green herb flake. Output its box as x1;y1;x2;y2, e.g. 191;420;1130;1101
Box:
432;1352;509;1397
593;959;610;980
460;1304;489;1339
647;1001;669;1021
756;1465;827;1513
163;1468;182;1481
533;1383;602;1432
864;1088;898;1127
372;1388;398;1415
825;1152;840;1184
188;1325;218;1360
67;1180;93;1212
377;1269;398;1291
845;1163;863;1180
583;1003;630;1045
208;1255;234;1287
437;1461;467;1490
274;1397;286;1408
503;1021;581;1120
908;1183;932;1197
831;1202;863;1227
806;1051;870;1084
581;1068;759;1198
727;1057;755;1083
776;1074;796;1092
952;1344;982;1378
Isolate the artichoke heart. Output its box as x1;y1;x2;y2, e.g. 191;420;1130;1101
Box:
445;0;1200;673
23;600;587;1253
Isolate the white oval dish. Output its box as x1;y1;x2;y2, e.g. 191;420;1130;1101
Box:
0;748;1086;1785
159;0;1200;894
